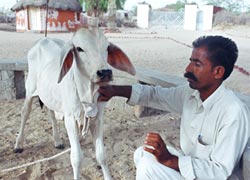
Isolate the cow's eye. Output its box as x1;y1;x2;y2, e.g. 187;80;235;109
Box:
76;47;84;52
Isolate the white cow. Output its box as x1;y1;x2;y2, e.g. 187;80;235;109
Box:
14;26;136;180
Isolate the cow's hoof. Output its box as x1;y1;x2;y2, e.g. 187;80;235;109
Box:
13;148;24;153
55;144;65;150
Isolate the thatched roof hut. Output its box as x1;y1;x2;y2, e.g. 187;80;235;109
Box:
11;0;82;12
11;0;82;32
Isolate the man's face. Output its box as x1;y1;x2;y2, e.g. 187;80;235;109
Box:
184;47;216;91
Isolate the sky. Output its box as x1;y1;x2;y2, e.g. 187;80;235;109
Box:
0;0;16;9
1;0;250;10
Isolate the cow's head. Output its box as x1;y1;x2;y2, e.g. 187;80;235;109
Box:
57;27;135;104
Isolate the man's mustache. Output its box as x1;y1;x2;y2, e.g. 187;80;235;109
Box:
184;72;198;82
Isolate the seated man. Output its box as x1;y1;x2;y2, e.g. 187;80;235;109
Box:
98;35;250;179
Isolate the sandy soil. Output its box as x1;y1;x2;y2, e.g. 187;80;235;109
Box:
0;24;249;180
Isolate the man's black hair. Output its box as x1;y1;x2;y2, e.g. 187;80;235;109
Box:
192;35;238;80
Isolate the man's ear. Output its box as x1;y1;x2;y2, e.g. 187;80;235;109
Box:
213;66;225;79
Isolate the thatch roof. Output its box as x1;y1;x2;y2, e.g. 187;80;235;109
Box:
11;0;82;12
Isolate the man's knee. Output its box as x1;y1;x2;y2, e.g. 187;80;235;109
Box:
134;146;159;175
134;146;155;166
134;146;143;167
134;146;182;180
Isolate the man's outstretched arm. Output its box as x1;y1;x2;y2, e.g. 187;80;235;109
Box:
98;85;132;102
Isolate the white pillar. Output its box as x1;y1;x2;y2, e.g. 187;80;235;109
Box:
198;5;214;31
184;5;198;31
137;4;150;29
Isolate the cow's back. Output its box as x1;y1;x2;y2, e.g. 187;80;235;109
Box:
28;38;65;72
25;38;68;112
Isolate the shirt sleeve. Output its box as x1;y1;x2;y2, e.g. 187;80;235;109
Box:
128;84;189;114
179;104;250;180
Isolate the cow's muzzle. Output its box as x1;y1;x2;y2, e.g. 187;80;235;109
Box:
96;69;113;82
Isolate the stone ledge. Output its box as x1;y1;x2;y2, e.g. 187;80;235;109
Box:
0;59;28;71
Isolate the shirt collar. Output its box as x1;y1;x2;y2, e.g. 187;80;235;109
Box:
189;84;226;112
203;84;225;111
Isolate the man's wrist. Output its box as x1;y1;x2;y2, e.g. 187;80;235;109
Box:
113;85;132;99
162;155;179;172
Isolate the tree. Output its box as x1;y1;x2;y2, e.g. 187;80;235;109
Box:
79;0;125;16
166;0;186;11
205;0;244;13
115;0;125;10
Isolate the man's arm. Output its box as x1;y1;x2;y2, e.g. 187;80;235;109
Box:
98;85;132;102
99;84;187;114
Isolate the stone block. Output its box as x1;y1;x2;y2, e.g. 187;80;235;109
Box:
0;59;27;100
0;70;25;100
14;71;25;99
134;105;169;118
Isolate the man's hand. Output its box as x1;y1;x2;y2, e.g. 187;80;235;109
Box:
98;85;115;102
98;85;132;102
144;132;179;171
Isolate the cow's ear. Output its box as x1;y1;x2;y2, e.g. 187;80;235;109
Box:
107;43;136;76
58;42;74;83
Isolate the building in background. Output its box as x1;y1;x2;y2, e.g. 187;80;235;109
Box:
11;0;82;32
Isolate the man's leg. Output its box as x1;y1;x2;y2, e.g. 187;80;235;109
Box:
134;146;184;180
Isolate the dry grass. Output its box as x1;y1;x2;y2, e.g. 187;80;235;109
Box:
213;10;250;26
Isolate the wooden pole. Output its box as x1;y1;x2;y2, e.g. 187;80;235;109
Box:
45;0;49;37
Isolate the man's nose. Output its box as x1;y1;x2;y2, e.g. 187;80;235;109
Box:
185;63;192;73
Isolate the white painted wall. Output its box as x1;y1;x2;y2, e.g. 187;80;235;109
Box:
28;7;41;30
137;4;150;28
16;10;27;31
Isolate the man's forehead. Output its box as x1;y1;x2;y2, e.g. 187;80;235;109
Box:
191;47;209;57
190;47;212;64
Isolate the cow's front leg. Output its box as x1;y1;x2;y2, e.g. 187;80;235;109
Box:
64;114;83;180
90;102;112;180
14;96;34;153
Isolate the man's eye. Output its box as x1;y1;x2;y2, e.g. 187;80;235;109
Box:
76;47;84;52
195;62;201;67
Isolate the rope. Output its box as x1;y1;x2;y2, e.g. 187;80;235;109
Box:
1;148;71;173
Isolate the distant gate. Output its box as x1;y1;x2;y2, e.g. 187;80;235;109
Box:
149;10;184;29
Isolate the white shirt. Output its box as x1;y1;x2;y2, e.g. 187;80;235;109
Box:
128;83;250;180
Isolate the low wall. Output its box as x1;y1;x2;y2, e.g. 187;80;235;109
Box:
0;59;27;100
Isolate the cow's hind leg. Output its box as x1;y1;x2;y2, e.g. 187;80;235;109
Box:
47;109;64;149
14;96;34;153
90;102;112;180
